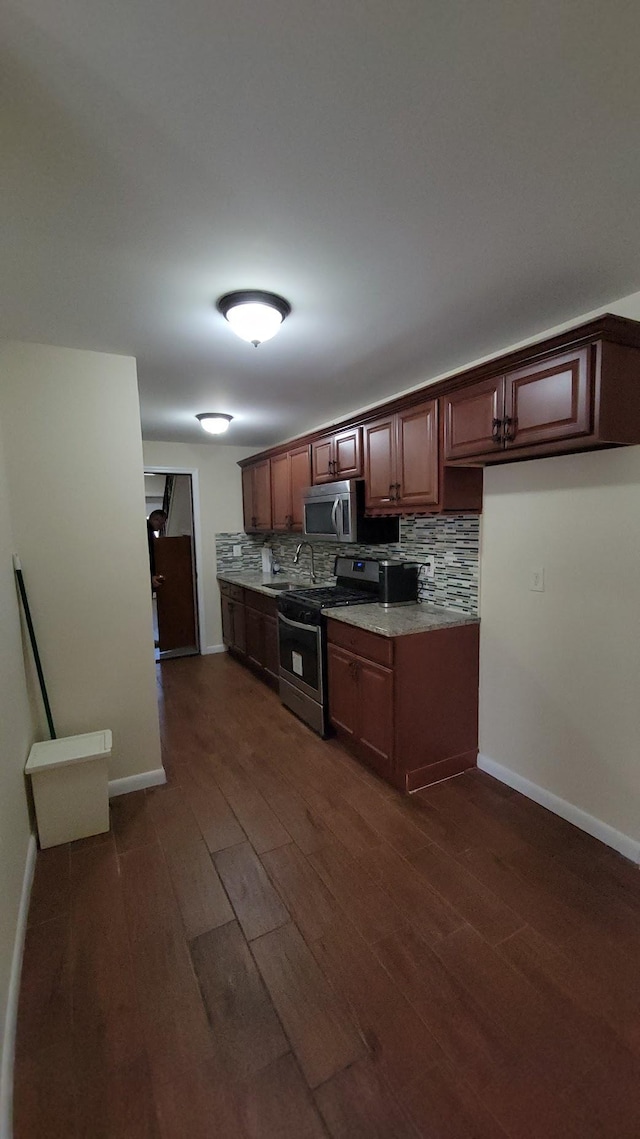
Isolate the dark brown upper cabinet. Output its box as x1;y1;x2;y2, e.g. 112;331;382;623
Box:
242;459;272;532
311;427;362;484
444;339;640;463
270;444;311;531
366;404;440;512
364;399;481;513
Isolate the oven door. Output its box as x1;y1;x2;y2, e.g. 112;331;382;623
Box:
278;613;323;701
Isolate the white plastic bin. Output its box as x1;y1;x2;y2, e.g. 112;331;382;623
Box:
25;730;112;848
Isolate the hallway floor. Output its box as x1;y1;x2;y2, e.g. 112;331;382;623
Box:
14;654;640;1138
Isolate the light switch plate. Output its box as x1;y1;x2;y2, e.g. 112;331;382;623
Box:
419;556;435;580
232;544;242;557
529;567;545;592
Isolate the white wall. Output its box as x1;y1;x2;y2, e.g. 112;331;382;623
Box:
0;342;162;783
0;412;36;1124
478;291;640;852
142;440;255;650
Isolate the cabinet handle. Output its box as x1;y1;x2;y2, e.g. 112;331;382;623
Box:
502;415;515;443
388;483;396;502
491;418;503;445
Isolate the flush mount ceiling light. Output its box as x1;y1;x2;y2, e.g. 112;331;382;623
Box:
196;412;234;435
216;290;291;347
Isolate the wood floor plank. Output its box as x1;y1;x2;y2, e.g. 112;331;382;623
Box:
147;784;234;938
402;1063;510;1139
238;746;331;855
15;915;71;1061
432;924;594;1091
214;840;290;940
314;1058;420;1138
13;1039;77;1139
372;926;513;1092
111;788;158;852
190;921;289;1078
309;837;408;945
208;748;292;853
342;781;430;858
179;761;246;851
363;841;464;945
261;842;340;943
27;844;70;927
238;1053;329;1139
416;779;529;857
311;919;444;1090
69;843;160;1137
251;922;364;1088
409;841;525;945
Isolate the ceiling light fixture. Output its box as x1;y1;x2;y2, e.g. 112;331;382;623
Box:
196;412;234;435
216;290;291;347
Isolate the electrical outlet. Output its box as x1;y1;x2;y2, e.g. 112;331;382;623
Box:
232;544;242;557
419;556;435;580
529;566;545;592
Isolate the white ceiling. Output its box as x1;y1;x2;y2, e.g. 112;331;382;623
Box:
3;1;640;449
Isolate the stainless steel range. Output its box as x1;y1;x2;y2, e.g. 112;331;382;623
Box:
277;556;382;735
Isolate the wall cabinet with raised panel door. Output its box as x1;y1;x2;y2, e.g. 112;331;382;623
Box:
270;444;311;531
326;617;480;792
443;339;640;463
363;399;482;514
242;460;272;532
311;427;362;484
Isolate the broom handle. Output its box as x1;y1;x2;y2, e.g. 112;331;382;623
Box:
13;555;57;739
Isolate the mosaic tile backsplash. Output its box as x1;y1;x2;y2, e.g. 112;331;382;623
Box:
216;515;480;614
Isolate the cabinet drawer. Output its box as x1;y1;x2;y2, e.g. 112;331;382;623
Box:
243;588;278;617
326;618;393;667
219;580;244;603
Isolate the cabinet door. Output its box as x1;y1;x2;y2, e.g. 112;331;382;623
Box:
443;378;504;460
364;416;397;509
252;461;272;530
289;445;311;531
270;453;291;531
504;347;592;450
311;436;335;484
334;427;362;479
242;466;255;531
245;606;264;669
356;657;394;778
327;644;358;741
221;595;234;647
232;601;246;655
262;615;280;682
396;400;439;509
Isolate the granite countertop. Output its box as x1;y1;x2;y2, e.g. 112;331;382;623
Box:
216;570;331;597
217;570;479;636
322;602;479;637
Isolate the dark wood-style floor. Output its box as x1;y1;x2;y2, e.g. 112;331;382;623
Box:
14;654;640;1138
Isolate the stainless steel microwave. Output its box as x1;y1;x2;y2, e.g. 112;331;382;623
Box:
303;480;399;544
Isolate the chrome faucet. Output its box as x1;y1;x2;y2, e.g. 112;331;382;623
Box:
294;540;317;584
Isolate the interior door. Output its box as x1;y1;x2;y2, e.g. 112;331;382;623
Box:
154;536;198;653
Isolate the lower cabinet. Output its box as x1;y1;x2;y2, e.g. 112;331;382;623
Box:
220;584;246;656
220;581;279;687
326;617;480;792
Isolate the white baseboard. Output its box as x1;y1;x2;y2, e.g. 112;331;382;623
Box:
477;754;640;865
108;767;167;799
201;643;227;656
1;833;37;1139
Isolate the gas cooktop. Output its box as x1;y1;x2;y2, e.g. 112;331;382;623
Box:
285;585;374;608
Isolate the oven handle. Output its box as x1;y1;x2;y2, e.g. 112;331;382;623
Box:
331;496;341;537
278;612;320;634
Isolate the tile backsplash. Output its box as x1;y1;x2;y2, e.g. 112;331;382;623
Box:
216;515;480;614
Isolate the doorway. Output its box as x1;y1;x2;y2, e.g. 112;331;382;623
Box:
144;467;204;660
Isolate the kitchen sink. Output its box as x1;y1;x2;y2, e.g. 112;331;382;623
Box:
262;581;298;591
